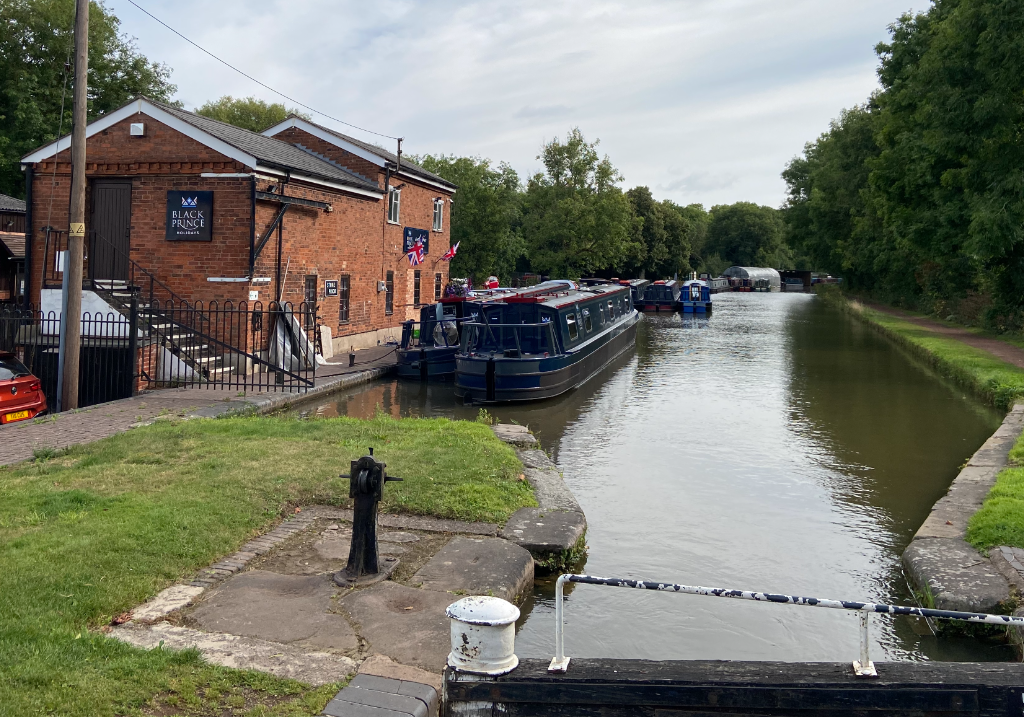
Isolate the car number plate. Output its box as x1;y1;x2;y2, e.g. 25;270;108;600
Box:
4;410;30;422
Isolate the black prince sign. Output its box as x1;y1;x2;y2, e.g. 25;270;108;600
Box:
166;190;214;241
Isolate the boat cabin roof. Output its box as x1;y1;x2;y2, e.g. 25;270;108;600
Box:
502;282;629;310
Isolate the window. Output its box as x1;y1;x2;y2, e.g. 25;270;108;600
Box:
338;275;350;323
432;198;444;231
598;305;606;324
304;274;318;328
414;270;421;307
565;313;578;341
608;300;615;318
434;273;443;301
388;188;401;224
385;271;394;315
583;308;593;333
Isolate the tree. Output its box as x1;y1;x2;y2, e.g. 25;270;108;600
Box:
521;128;638;277
195;96;309;133
706;202;789;268
0;0;177;197
417;154;525;283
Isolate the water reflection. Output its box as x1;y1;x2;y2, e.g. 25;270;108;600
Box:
284;293;1011;662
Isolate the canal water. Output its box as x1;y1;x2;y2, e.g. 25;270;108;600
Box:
285;293;1012;662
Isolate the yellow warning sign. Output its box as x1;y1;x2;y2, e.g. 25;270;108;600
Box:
69;222;85;237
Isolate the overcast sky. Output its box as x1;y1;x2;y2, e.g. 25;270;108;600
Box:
108;0;929;208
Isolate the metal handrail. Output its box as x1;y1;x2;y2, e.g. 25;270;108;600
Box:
549;573;1024;677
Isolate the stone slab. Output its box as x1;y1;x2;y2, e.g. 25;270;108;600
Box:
111;622;354;686
359;653;443;693
190;570;358;652
500;508;586;554
515;449;582;513
491;423;539;448
326;681;427;717
967;433;1016;467
902;537;1010;613
411;536;534;603
339;581;453;673
131;584;205;624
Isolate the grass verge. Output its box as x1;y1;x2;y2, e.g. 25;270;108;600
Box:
968;430;1024;552
818;286;1024;410
0;415;531;716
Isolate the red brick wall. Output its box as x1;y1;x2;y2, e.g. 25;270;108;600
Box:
273;127;382;186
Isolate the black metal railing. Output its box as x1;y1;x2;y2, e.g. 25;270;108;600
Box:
138;299;317;392
0;304;136;410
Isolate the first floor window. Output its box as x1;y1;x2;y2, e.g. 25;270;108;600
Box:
414;270;421;307
434;273;443;301
388;188;401;224
432;198;444;231
338;275;350;323
385;271;394;315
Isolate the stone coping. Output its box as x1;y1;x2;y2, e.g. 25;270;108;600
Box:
902;403;1024;616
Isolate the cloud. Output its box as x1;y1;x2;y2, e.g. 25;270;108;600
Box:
112;0;931;207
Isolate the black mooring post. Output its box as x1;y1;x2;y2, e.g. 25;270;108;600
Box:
334;447;402;587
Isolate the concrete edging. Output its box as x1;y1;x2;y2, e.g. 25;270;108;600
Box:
902;403;1024;617
491;424;588;569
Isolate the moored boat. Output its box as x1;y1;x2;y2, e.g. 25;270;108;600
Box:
640;280;680;312
679;278;712;313
622;278;650;310
454;282;641;403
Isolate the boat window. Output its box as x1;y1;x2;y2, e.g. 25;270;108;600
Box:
582;309;593;333
566;313;578;341
608;300;615;318
598;305;605;324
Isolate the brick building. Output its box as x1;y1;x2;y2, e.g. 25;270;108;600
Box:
0;193;27;303
19;97;455;352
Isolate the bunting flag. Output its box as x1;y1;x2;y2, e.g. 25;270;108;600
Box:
440;241;460;262
406;241;425;266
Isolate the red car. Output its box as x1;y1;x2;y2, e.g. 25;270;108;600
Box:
0;351;47;425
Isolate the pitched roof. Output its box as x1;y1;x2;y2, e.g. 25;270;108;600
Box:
146;100;380;192
20;98;382;196
0;232;25;259
0;194;26;213
265;116;457;191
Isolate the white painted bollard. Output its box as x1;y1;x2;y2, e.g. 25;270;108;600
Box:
446;596;520;675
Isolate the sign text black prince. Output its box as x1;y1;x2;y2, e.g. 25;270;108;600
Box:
166;190;214;241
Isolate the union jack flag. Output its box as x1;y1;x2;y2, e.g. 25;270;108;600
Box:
406;241;425;266
440;241;460;262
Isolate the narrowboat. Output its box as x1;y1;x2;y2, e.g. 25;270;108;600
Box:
454;282;641;403
640;280;680;312
622;279;650;310
699;273;730;293
397;281;575;380
679;279;712;313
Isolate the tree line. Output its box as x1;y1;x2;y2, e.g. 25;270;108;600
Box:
782;0;1024;329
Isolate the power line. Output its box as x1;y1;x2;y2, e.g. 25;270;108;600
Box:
125;0;400;141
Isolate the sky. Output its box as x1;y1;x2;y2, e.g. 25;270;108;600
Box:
108;0;930;209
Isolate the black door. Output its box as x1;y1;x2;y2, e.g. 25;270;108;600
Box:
90;180;132;282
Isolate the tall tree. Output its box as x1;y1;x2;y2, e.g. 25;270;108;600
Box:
417;154;525;283
706;202;788;268
522;128;638;277
195;96;309;133
0;0;176;197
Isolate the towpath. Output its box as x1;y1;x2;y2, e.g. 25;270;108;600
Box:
862;300;1024;369
0;346;397;467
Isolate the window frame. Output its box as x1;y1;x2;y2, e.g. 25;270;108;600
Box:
385;270;394;315
565;312;578;341
387;187;401;224
434;272;443;301
413;270;421;307
582;308;593;333
338;274;350;324
432;198;444;232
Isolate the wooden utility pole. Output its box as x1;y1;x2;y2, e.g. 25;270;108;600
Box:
62;0;89;410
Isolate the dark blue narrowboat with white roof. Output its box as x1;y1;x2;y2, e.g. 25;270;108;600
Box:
454;282;641;403
623;279;650;310
679;279;712;313
640;280;680;312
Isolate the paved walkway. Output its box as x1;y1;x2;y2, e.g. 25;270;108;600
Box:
863;301;1024;369
0;346;397;467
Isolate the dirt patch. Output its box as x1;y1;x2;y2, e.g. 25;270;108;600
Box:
142;684;328;717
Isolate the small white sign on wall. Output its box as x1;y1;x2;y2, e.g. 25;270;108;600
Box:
249;290;259;301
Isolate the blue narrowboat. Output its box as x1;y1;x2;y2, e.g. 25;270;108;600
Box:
622;279;650;310
640;280;680;312
679;279;712;313
454;282;641;403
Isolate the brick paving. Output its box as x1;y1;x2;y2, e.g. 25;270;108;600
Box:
0;346;397;467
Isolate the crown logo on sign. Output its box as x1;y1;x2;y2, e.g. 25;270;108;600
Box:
181;196;198;208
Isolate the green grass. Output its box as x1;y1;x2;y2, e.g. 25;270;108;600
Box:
0;415;531;716
824;288;1024;410
968;431;1024;552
